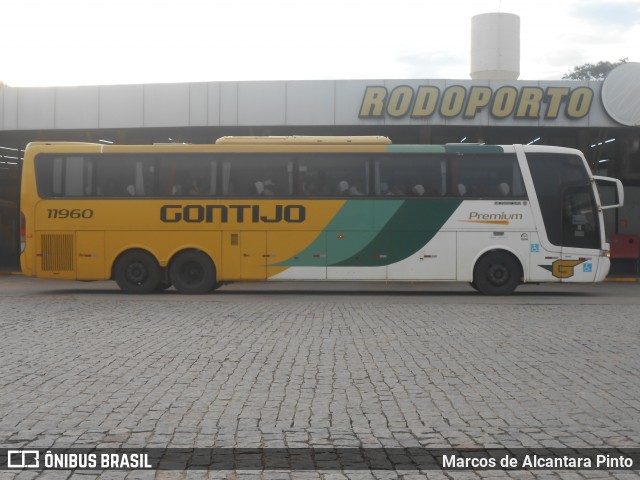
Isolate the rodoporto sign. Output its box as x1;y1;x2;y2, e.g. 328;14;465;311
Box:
359;84;594;120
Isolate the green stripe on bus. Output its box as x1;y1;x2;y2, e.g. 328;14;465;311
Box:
387;145;505;154
274;200;404;267
331;199;462;267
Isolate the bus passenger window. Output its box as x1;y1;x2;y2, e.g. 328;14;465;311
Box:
64;157;85;196
94;156;138;197
35;156;63;198
450;154;523;199
375;154;444;197
157;155;215;197
222;155;292;197
300;155;368;197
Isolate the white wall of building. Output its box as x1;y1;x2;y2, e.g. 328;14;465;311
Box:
0;76;632;131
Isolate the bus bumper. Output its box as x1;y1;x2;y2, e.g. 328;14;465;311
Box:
595;255;610;282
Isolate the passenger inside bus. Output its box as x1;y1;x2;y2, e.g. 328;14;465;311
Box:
349;181;365;196
412;184;425;196
254;179;276;196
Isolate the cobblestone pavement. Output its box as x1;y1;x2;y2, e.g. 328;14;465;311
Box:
0;277;639;479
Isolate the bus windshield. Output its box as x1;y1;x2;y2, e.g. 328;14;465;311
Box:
526;152;600;249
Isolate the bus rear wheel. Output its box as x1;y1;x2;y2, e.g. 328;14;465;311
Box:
114;250;162;294
170;250;217;294
473;252;521;295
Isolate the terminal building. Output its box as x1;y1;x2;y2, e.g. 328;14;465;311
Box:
1;13;639;270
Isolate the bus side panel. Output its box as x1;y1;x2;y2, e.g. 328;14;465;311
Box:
387;231;456;280
267;231;327;280
528;232;554;282
212;230;271;281
240;231;266;280
221;231;242;280
327;230;387;280
76;231;105;280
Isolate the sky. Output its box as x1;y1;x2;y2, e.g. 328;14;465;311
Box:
1;0;639;87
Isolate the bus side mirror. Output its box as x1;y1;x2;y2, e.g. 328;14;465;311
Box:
594;175;624;210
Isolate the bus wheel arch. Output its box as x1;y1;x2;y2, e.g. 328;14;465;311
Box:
113;248;162;294
472;249;523;295
169;249;220;294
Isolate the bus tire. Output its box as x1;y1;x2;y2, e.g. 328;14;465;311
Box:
170;250;217;294
473;251;521;295
114;250;162;294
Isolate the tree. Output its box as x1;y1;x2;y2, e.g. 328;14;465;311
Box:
562;58;628;80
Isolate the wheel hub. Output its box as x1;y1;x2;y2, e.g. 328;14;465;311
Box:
126;262;147;284
488;264;508;286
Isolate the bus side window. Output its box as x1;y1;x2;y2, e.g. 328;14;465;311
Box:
222;161;233;195
35;156;63;198
94;156;137;197
450;154;523;199
155;155;216;197
300;155;368;197
134;161;145;196
222;155;292;197
209;161;217;196
64;157;85;196
375;154;443;197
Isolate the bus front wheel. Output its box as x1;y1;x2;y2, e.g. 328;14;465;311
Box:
473;252;521;295
170;250;217;294
114;250;162;294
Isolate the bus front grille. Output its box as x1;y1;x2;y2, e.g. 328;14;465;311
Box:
41;234;74;271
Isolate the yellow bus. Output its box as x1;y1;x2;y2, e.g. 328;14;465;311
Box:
20;136;623;295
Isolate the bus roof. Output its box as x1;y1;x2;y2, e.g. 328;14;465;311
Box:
23;140;582;157
215;136;392;145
